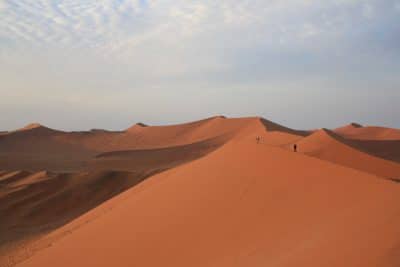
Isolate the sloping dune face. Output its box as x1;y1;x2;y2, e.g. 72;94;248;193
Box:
0;169;179;267
334;124;400;163
88;136;227;172
0;117;259;172
59;116;256;152
348;139;400;163
0;116;301;172
1;117;400;267
17;140;400;267
334;123;400;140
295;129;400;179
0;170;146;247
0;118;222;172
0;126;95;172
0;117;271;266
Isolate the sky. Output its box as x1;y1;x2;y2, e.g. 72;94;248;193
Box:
0;0;399;131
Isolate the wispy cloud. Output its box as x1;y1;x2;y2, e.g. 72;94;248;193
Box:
0;0;392;53
0;0;399;129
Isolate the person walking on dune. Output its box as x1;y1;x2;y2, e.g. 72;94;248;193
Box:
294;144;297;152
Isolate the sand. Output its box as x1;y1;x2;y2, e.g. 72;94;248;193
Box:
0;116;399;267
295;129;400;179
334;123;400;140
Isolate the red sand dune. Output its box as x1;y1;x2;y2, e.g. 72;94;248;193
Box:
16;139;400;267
333;122;363;134
334;123;400;140
0;116;400;267
348;139;400;163
0;124;94;172
0;117;305;172
295;128;400;179
0;138;228;266
261;131;304;147
0;170;147;261
67;116;250;151
334;124;400;163
88;135;226;172
16;123;48;132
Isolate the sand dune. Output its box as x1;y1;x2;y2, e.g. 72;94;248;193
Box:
333;124;400;162
0;119;243;267
1;116;400;267
0;117;303;172
295;129;400;179
0;124;94;172
89;135;227;172
16;124;54;132
0;170;147;263
348;139;400;163
0;140;227;266
333;122;363;134
334;123;400;140
260;131;304;147
62;116;245;152
259;118;310;136
16;139;400;267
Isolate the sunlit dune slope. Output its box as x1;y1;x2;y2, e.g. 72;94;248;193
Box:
60;116;250;151
295;129;400;179
334;123;400;140
18;139;400;267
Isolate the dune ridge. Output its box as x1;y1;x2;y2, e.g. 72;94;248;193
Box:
295;128;400;179
334;124;400;140
14;138;400;267
0;116;400;267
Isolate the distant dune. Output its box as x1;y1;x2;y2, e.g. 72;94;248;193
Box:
334;123;400;140
295;128;400;179
1;116;400;267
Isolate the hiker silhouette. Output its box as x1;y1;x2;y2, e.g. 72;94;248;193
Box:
294;144;297;152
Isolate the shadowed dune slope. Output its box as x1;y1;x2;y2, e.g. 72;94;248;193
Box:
0;170;150;264
88;135;227;172
1;118;236;171
0;125;95;172
296;129;400;179
259;118;310;136
0;136;228;266
348;139;400;163
333;124;400;163
17;140;400;267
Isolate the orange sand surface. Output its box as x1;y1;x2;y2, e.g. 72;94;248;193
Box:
1;117;399;267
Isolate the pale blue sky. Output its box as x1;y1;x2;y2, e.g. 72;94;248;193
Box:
0;0;399;131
